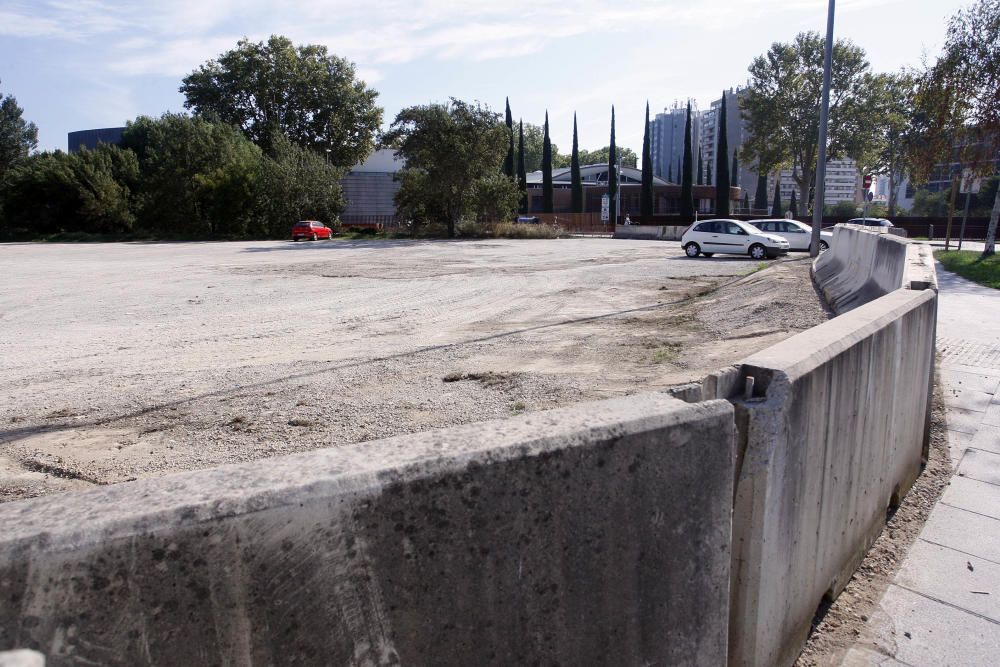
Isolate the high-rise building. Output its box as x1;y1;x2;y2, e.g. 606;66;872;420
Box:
649;101;701;183
770;158;860;211
700;88;758;202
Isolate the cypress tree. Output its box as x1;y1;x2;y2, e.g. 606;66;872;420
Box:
503;97;514;178
715;92;730;216
743;192;750;213
754;173;768;211
667;162;673;183
517;120;527;213
697;146;704;185
542;111;553;213
706;160;712;186
789;189;798;218
679;101;694;220
640;102;654;220
570;113;583;213
608;106;617;202
772;179;782;217
731;148;739;191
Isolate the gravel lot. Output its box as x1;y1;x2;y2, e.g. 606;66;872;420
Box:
0;238;829;501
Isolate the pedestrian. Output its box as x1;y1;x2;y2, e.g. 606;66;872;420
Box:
624;213;632;225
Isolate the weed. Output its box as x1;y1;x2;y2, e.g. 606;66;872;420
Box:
651;342;682;364
511;401;527;413
287;418;316;427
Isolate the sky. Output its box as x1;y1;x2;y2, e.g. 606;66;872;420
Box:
0;0;971;157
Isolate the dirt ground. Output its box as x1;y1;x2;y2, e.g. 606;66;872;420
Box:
0;238;829;502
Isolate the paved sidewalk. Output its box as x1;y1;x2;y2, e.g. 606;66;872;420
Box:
845;265;1000;665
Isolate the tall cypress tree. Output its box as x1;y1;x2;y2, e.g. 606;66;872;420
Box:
706;160;712;186
640;102;654;220
697;146;704;185
517;120;527;213
754;173;768;211
772;179;782;217
503;97;514;178
731;148;739;192
542;111;553;213
743;192;750;213
608;106;617;202
679;101;694;220
715;92;730;216
570;113;583;213
667;162;673;183
789;189;798;218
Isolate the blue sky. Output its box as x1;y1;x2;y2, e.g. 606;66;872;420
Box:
0;0;968;157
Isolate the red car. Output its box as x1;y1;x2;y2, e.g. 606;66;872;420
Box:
291;220;334;241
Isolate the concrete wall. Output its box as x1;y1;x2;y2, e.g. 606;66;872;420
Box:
0;394;736;667
613;224;687;241
727;288;937;666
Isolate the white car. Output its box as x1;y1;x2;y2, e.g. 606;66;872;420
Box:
681;219;790;260
747;219;833;251
847;217;894;231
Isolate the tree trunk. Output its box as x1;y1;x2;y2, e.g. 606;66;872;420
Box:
983;186;999;258
798;165;812;219
888;171;898;217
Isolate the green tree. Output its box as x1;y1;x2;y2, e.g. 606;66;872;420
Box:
608;106;617;202
667;162;673;183
715;93;731;216
772;179;782;216
731;148;739;190
577;146;636;168
697;147;704;185
257;133;344;236
911;0;1000;256
789;189;798;217
180;35;382;166
706;160;712;185
680;102;695;219
542;111;553;213
503;98;514;178
517;120;527;213
827;199;861;217
754;174;768;211
123;114;262;237
858;72;918;216
472;172;520;223
0;82;37;182
383;99;509;237
519;122;563;173
641;102;654;219
741;32;881;212
571;113;583;213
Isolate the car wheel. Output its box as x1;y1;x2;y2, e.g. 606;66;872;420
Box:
684;243;701;258
311;233;318;241
702;252;715;257
819;240;829;251
749;244;767;260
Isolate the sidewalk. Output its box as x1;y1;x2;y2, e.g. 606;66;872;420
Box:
844;266;1000;665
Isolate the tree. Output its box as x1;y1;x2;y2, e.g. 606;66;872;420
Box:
731;148;739;189
789;190;798;217
383;99;509;237
741;32;881;212
667;162;673;183
571;114;583;213
257;133;344;237
715;93;731;216
180;35;382;166
772;179;782;216
754;174;768;211
123;114;263;237
911;0;1000;256
697;147;704;185
503;98;514;177
641;102;654;219
519;122;564;173
541;111;554;213
859;72;918;216
517;120;527;213
471;173;520;224
706;160;713;186
743;192;750;212
577;146;636;168
0;81;38;184
680;102;695;219
608;106;617;203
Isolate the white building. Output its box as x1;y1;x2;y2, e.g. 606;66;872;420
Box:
769;158;860;210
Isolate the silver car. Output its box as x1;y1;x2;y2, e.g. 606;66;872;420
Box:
681;219;790;260
747;219;833;251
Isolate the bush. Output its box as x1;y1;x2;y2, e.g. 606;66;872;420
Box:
457;220;565;239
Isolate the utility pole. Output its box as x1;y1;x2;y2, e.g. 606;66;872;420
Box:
810;0;835;258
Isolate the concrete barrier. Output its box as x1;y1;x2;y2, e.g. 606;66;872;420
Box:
613;224;687;241
0;394;735;667
727;288;937;666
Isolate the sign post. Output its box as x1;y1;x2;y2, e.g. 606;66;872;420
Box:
861;173;873;220
600;194;610;224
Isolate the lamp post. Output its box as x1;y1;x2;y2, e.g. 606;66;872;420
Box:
810;0;835;258
325;149;331;164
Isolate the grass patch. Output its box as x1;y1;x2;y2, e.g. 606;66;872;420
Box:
745;262;770;276
651;342;682;364
935;250;1000;289
511;401;526;413
456;221;566;239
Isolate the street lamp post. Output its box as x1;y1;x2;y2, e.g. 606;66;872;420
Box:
325;149;331;164
810;0;836;258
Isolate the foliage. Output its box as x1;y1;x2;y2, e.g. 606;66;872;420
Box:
472;173;520;223
741;32;880;209
517;121;527;213
754;174;768;210
383;98;510;237
697;147;704;185
576;146;637;168
860;72;918;215
0;80;38;185
715;93;731;216
608;106;617;200
460;221;564;239
640;102;654;219
542;111;553;213
180;35;381;167
788;189;798;217
772;179;782;216
519;121;564;173
570;114;583;213
679;102;694;219
503;98;514;178
825;200;860;217
910;188;955;217
3;145;138;235
935;250;1000;289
